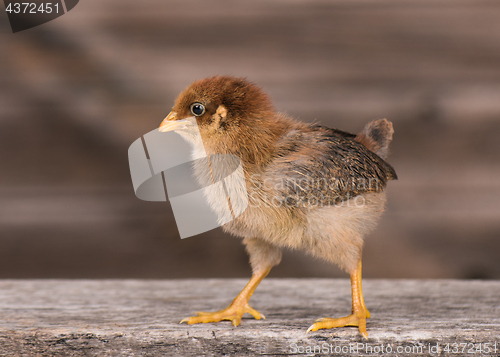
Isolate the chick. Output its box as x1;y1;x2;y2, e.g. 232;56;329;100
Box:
159;76;397;338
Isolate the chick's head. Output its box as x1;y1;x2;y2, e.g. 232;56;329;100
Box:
160;76;274;144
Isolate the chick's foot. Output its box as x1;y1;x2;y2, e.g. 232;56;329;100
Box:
181;268;271;327
306;307;370;338
180;299;265;327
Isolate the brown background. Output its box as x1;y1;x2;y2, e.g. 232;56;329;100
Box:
1;0;499;279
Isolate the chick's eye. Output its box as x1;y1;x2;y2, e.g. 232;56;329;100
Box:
190;103;205;116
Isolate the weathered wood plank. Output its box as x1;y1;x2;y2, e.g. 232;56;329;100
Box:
0;279;498;356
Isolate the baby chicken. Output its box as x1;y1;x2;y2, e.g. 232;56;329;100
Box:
159;76;397;338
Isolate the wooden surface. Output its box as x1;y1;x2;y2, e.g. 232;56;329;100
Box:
0;279;498;356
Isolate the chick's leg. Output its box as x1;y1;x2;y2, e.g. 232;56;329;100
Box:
307;260;371;338
181;238;281;327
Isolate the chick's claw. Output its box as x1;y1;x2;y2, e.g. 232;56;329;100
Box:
307;312;369;339
180;302;265;327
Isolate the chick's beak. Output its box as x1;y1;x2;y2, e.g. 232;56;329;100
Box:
159;111;188;132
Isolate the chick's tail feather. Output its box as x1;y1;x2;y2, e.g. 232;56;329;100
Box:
354;118;394;161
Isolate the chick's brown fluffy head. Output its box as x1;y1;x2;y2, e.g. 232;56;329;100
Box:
171;76;274;132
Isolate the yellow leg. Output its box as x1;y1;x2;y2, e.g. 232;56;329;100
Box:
181;268;271;327
307;260;371;339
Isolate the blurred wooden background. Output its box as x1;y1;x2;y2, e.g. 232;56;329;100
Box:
0;0;499;279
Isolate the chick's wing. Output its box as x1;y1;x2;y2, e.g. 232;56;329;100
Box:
259;125;397;207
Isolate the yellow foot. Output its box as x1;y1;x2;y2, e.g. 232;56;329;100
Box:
306;309;370;339
180;301;265;327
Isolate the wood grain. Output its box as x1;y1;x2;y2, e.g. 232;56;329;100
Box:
0;279;498;356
